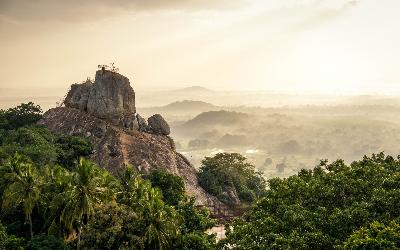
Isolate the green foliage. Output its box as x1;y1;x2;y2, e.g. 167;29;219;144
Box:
55;136;93;169
81;166;182;250
0;125;58;165
1;153;41;238
80;202;141;249
198;153;267;205
0;125;92;168
0;102;42;130
0;222;25;250
173;197;217;250
26;234;68;250
223;153;400;249
147;169;185;206
176;197;216;234
60;158;111;249
344;221;400;249
0;102;92;168
174;232;217;250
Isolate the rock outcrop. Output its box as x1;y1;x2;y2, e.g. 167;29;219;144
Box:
40;69;222;208
64;70;136;129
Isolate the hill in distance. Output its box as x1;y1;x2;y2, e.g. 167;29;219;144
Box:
181;110;250;130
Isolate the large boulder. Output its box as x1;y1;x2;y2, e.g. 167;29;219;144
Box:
64;70;136;124
87;70;136;120
148;114;170;135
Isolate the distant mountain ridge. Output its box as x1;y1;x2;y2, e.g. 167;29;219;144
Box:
172;86;214;93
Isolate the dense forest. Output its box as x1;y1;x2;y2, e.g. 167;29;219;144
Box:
0;103;399;249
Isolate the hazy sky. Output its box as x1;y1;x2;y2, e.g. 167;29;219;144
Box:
0;0;399;94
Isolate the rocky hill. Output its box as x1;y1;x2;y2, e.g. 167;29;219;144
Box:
39;69;222;207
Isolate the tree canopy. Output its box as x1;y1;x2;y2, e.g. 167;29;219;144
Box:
223;153;400;249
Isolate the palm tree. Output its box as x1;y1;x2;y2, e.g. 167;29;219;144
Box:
60;158;109;250
118;166;180;249
42;165;72;237
1;154;41;239
139;188;179;250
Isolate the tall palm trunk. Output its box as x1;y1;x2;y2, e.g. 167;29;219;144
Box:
77;219;83;250
28;213;33;239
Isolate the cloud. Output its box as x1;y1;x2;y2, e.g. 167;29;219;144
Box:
0;0;248;22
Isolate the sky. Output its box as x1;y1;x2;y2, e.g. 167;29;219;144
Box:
0;0;400;94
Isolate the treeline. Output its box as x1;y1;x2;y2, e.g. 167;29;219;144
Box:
222;154;400;249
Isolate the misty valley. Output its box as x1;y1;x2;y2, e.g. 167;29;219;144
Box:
138;90;400;180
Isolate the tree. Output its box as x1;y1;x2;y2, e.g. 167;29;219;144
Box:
173;197;217;250
0;126;58;165
60;158;110;250
139;188;179;250
198;153;267;205
1;154;41;239
0;102;42;130
55;136;93;169
176;197;216;234
117;166;180;249
42;165;73;237
80;202;141;249
147;169;185;206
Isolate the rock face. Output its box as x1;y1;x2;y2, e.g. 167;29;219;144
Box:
40;69;222;209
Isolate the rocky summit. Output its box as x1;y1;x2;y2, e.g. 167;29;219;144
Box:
40;69;222;207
